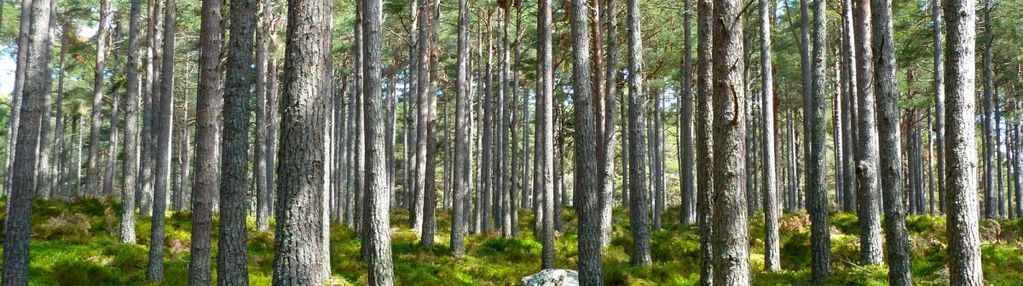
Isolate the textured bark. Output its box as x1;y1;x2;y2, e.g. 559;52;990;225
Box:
362;0;395;282
538;0;555;269
46;21;70;199
943;0;982;283
139;0;161;217
451;0;470;257
807;0;831;283
420;0;440;247
1015;123;1022;217
593;0;615;249
853;0;884;265
872;0;910;283
218;0;257;280
981;0;995;219
712;0;750;284
759;0;779;272
411;0;431;236
931;0;945;214
840;0;858;212
625;0;651;267
1;0;31;197
118;0;143;243
1;0;52;281
678;0;696;226
569;0;604;282
188;0;223;283
85;0;111;194
695;0;715;284
272;0;329;281
254;0;273;231
265;60;279;220
498;7;512;238
146;0;176;279
102;78;122;199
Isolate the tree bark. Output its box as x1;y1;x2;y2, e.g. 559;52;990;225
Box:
696;0;715;284
85;0;111;194
362;0;395;282
943;0;983;283
451;0;470;257
711;0;750;284
1;0;53;281
119;0;142;242
625;0;652;267
569;0;604;282
272;0;329;280
981;0;995;219
678;0;696;226
146;0;176;279
759;0;780;272
188;0;223;282
840;0;858;213
537;0;555;269
931;0;946;214
807;0;831;283
3;0;32;196
872;0;910;282
853;0;884;265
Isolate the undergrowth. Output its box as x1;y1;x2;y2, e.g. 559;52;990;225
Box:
0;199;1021;285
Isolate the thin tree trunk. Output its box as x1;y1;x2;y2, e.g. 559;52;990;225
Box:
759;0;780;272
570;0;604;281
538;0;555;269
451;0;470;256
678;0;696;226
696;0;715;284
626;0;651;266
982;1;995;218
118;0;142;242
3;0;32;196
145;0;176;278
931;0;946;214
85;0;111;194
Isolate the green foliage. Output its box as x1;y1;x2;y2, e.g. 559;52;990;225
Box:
5;199;1023;285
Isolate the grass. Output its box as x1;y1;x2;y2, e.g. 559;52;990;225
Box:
1;199;1022;285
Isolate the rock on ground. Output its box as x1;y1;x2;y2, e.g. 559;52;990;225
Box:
522;269;579;286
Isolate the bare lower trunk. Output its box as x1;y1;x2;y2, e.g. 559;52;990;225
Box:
853;0;884;265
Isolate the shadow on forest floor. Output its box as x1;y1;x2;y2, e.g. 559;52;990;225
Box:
0;198;1022;285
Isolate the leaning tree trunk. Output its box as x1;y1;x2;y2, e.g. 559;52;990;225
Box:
759;0;780;272
712;0;750;284
944;0;983;284
873;1;911;283
1;0;53;282
696;0;715;284
85;0;111;194
146;0;176;279
188;0;222;282
853;0;884;265
272;0;329;281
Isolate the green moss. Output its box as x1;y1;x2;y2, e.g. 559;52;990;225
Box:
4;199;1023;285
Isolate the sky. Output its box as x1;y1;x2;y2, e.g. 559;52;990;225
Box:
1;25;97;101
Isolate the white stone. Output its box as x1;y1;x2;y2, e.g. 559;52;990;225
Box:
521;269;579;286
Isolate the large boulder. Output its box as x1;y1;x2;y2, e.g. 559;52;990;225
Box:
521;269;579;286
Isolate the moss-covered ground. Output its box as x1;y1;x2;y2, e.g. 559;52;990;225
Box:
1;199;1022;285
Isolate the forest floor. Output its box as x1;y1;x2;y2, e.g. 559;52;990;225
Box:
0;199;1022;285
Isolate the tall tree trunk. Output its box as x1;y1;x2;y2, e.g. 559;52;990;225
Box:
696;0;715;284
1;0;53;281
840;0;858;213
140;0;162;217
419;0;441;247
678;0;696;226
218;0;257;279
872;0;910;282
807;0;831;283
85;0;111;194
981;0;995;219
188;0;223;282
411;0;431;236
451;0;470;257
362;0;395;282
944;0;982;283
102;85;122;197
119;0;143;242
853;0;884;265
712;0;750;284
272;0;329;280
570;0;604;282
3;0;32;196
626;0;651;266
931;0;945;214
254;0;272;231
146;0;176;279
538;0;555;269
759;0;780;272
